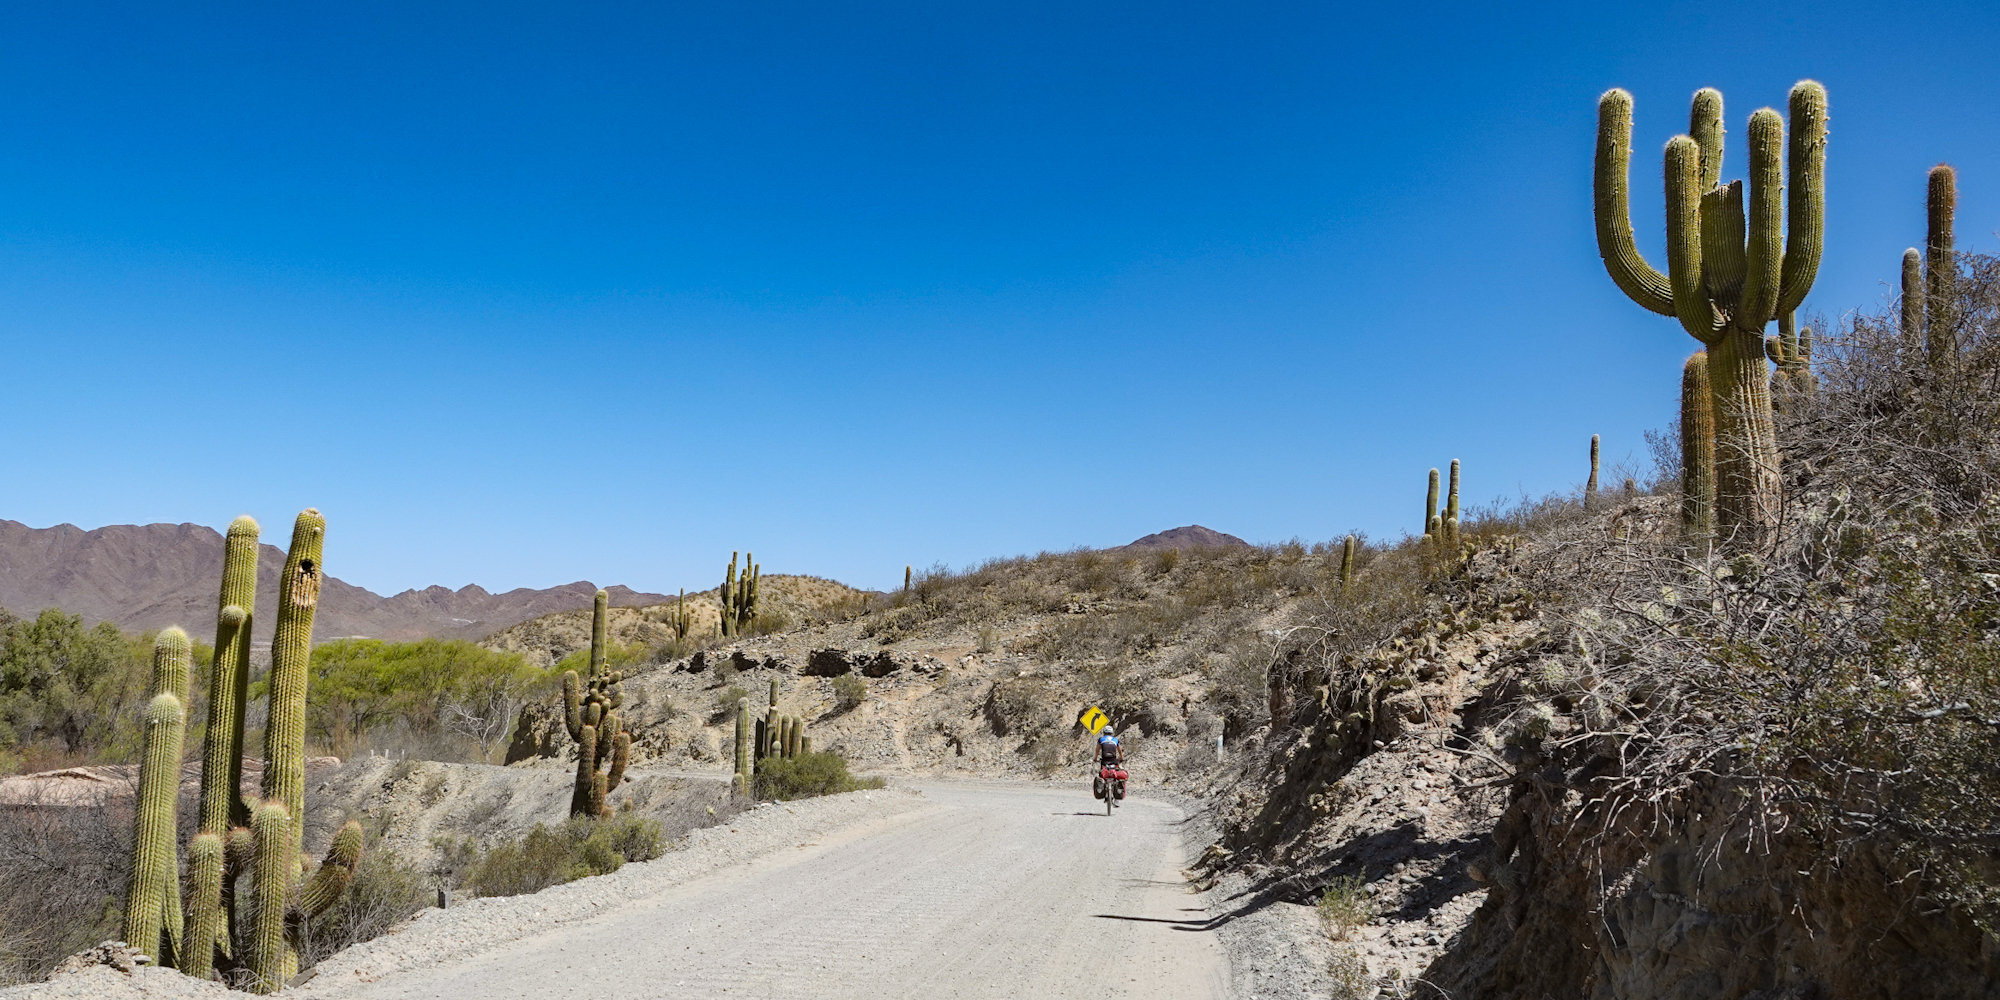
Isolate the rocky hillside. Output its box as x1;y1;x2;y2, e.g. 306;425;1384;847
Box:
0;519;671;640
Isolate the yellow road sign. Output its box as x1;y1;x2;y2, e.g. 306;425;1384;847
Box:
1077;706;1109;735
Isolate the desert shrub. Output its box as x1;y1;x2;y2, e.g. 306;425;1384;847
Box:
1021;731;1076;776
461;814;664;898
831;674;867;712
711;684;750;720
753;751;884;800
0;609;190;768
1315;876;1370;941
744;609;793;636
1327;946;1375;1000
297;847;429;970
295;639;552;762
0;795;130;982
984;675;1057;737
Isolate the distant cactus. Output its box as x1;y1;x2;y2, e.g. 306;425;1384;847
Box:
904;565;912;593
1339;535;1357;589
1682;353;1715;536
1594;82;1827;541
1902;248;1924;346
1768;313;1815;408
1424;468;1441;542
1586;435;1601;507
720;552;761;636
1444;460;1461;549
559;590;629;817
670;589;691;640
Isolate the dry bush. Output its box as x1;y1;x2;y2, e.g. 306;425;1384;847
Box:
1484;252;2000;929
0;795;131;983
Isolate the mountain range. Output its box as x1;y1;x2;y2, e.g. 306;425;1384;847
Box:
0;520;670;641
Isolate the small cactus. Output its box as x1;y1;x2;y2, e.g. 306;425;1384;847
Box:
734;698;752;796
1339;535;1357;590
670;589;691;640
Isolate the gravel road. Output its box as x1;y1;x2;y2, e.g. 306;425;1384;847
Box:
314;780;1224;1000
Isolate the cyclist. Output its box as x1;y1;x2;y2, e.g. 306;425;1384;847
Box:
1095;727;1126;801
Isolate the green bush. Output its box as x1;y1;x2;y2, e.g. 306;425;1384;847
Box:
831;674;867;712
712;684;749;720
462;814;664;899
0;608;192;768
753;751;884;800
282;638;552;760
1315;876;1370;941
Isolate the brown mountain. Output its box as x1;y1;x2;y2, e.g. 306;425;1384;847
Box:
0;520;671;641
1114;525;1250;551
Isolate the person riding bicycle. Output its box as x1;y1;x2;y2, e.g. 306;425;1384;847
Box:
1095;727;1127;801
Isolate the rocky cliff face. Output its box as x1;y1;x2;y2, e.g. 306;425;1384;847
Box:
0;519;670;640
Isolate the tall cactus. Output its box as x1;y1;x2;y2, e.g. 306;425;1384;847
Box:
1682;353;1716;536
123;628;192;968
188;516;259;980
1444;460;1461;549
1586;435;1601;507
264;510;324;864
561;661;629;818
734;698;752;796
1339;535;1357;590
1595;82;1827;542
1921;164;1958;363
1423;468;1441;543
670;589;691;641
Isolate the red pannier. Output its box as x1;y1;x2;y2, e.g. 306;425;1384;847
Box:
1101;766;1128;800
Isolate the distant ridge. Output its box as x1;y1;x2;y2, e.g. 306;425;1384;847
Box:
0;520;671;641
1114;525;1250;551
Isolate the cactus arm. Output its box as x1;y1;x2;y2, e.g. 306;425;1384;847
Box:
607;732;630;794
1689;88;1724;191
263;510;324;863
589;589;608;679
1739;109;1785;325
299;821;364;917
1664;137;1721;344
248;801;291;993
1424;469;1439;538
1682;352;1715;535
1699;180;1747;311
572;725;598;817
184;833;226;978
1775;81;1827;316
562;670;583;740
1594;90;1676;316
200;517;259;838
123;692;186;967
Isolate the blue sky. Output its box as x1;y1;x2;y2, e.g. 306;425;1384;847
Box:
0;2;1995;596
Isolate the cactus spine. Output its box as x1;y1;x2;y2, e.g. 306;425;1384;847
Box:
1594;82;1826;542
1586;435;1601;507
1682;353;1716;536
1339;535;1357;590
123;627;192;967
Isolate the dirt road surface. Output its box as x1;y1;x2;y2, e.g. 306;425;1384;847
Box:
318;781;1226;1000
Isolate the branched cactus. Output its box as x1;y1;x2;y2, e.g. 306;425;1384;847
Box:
670;589;691;641
1682;353;1716;536
562;591;630;818
720;552;762;636
171;510;366;988
1595;82;1826;542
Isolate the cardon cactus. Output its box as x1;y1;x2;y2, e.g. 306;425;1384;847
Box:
562;666;628;818
720;552;762;636
1423;469;1441;543
1586;435;1601;506
180;509;363;988
1767;313;1814;409
123;628;192;967
1902;248;1925;347
1339;535;1357;590
670;589;691;640
1595;82;1826;542
589;588;609;677
1918;164;1958;362
1682;353;1716;536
